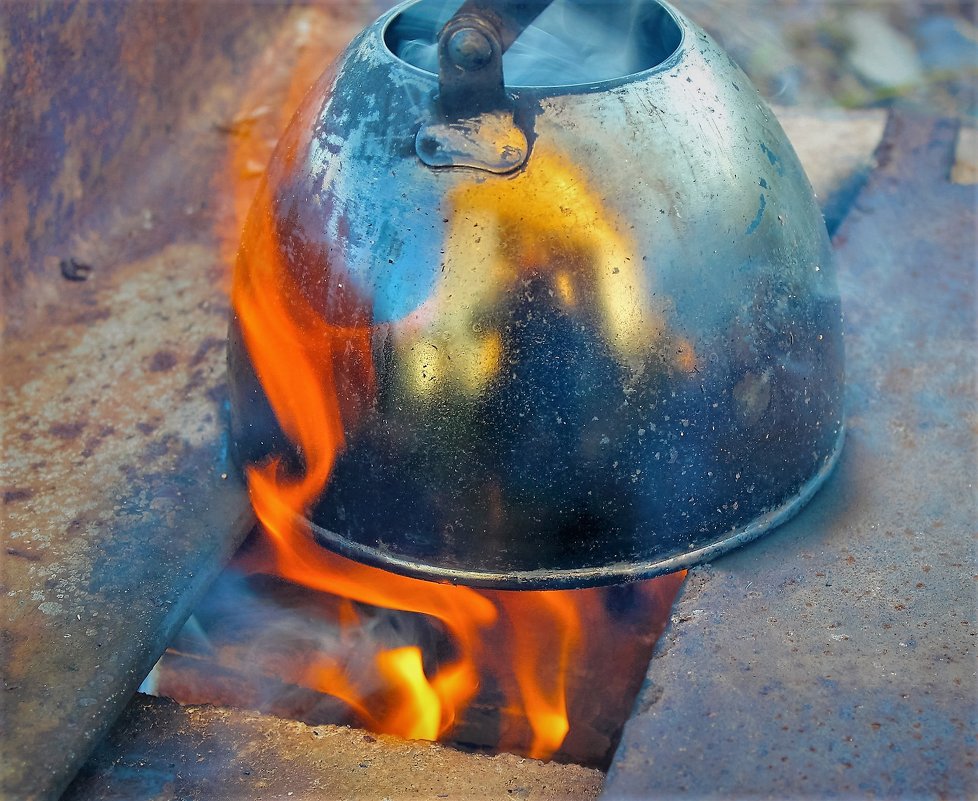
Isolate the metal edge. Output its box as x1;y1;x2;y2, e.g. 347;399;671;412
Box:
377;0;688;94
303;425;847;590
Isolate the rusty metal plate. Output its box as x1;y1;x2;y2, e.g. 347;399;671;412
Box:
0;242;254;800
0;2;377;799
602;113;977;800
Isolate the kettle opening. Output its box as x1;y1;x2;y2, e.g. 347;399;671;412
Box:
384;0;683;88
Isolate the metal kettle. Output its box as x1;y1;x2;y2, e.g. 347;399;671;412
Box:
228;0;845;589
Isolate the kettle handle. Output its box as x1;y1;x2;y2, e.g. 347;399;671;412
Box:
437;0;555;116
415;0;553;174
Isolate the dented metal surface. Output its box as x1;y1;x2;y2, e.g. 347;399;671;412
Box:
602;113;977;800
0;3;378;799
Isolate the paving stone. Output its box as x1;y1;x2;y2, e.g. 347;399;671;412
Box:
601;112;977;801
62;695;604;801
845;10;925;91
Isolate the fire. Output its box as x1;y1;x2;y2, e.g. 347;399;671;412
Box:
496;592;583;757
224;43;687;763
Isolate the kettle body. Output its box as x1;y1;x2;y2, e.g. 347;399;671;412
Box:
229;0;845;588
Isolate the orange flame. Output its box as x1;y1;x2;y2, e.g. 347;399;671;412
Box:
232;178;682;755
377;647;442;740
232;182;496;739
497;593;582;758
224;41;686;761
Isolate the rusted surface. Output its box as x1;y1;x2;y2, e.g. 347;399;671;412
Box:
0;244;254;796
2;1;255;334
62;694;604;801
603;113;977;799
0;0;377;337
0;3;376;800
0;236;255;798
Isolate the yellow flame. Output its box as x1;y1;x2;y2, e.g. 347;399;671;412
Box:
227;66;689;758
377;647;442;741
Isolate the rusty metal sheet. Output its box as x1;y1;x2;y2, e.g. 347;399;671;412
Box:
0;242;254;801
0;0;378;337
602;113;977;800
0;3;377;799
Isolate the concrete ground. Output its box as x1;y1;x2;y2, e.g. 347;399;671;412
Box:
62;694;604;801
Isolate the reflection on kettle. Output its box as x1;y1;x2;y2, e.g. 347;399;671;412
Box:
396;141;695;399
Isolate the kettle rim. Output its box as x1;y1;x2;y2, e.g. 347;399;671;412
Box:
379;0;688;93
304;427;845;590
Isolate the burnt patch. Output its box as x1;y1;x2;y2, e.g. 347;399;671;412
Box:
70;307;112;326
184;369;205;392
205;383;228;408
147;350;178;373
2;488;35;504
81;425;117;456
143;434;178;460
5;547;42;562
49;420;86;440
190;336;225;367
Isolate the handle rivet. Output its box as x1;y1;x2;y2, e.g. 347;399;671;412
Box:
447;28;494;71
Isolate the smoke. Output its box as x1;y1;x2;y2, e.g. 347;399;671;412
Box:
390;0;680;87
140;546;453;729
139;525;686;766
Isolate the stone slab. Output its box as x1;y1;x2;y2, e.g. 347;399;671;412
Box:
62;694;603;801
602;113;977;800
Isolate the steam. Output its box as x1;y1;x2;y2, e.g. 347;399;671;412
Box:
393;0;676;87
